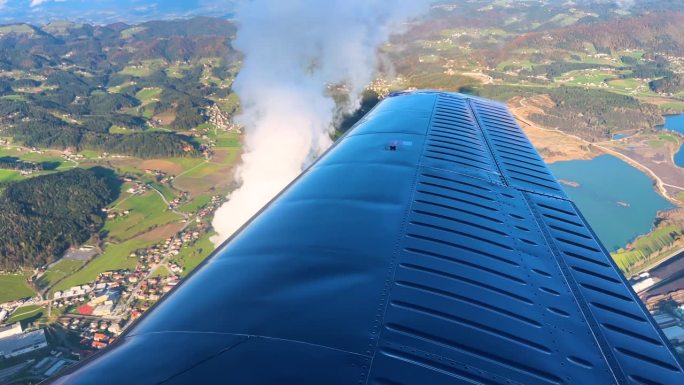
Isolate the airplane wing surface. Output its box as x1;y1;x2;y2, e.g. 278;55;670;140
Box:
48;91;684;385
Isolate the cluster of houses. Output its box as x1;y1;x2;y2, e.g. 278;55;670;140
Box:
368;78;392;98
61;150;85;162
643;290;684;356
206;103;237;132
166;192;188;211
125;181;148;195
53;277;124;316
133;275;180;309
144;168;168;180
53;285;94;306
0;187;224;376
193;195;224;222
59;317;122;351
102;207;131;220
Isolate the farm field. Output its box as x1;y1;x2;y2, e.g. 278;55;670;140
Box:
0;273;36;303
51;238;157;293
103;191;182;242
7;305;44;324
24;128;244;297
172;232;217;276
36;260;87;291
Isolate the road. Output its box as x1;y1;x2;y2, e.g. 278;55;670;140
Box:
113;209;201;318
510;97;684;205
147;183;189;220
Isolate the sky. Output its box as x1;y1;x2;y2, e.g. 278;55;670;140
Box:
0;0;237;24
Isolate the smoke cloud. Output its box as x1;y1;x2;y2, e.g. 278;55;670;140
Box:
211;0;429;245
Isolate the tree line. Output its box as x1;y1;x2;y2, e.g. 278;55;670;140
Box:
0;168;120;270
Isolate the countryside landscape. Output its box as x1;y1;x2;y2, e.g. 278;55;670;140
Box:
1;0;684;382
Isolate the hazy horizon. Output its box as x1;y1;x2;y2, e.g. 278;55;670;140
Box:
0;0;236;25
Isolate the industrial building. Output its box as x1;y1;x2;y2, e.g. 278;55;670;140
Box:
0;323;22;339
0;328;48;358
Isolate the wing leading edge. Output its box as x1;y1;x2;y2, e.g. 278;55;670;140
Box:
47;91;684;385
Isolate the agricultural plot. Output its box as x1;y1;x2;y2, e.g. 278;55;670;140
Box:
151;265;171;278
173;148;240;196
607;78;643;92
108;81;136;93
0;169;23;183
7;305;44;324
179;194;211;214
173;232;216;276
103;190;182;242
135;87;162;104
556;70;615;86
52;239;157;293
0;273;36;303
659;103;684;111
36;260;87;290
612;225;682;274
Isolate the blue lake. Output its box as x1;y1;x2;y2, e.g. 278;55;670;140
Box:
663;114;684;167
663;114;684;135
612;133;630;140
549;154;674;251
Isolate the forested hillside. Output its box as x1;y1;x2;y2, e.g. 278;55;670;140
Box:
0;17;237;158
474;86;662;140
0;168;119;270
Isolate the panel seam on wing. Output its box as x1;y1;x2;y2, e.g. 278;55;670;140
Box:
361;94;438;385
125;330;371;358
520;192;628;384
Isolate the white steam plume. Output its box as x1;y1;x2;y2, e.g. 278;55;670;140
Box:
211;0;429;245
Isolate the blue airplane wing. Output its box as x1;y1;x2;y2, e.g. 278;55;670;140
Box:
48;91;684;385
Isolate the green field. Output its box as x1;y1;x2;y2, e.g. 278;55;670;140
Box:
1;95;27;101
108;125;134;135
120;66;154;77
0;273;36;303
52;239;156;293
0;169;24;183
0;148;70;174
646;134;678;148
149;182;176;201
658;133;679;143
607;78;642;92
557;70;614;86
108;81;136;93
167;157;206;170
179;160;228;179
151;265;171;278
7;305;44;324
103;190;182;241
173;232;216;276
136;87;162;103
120;26;146;39
661;103;684;111
37;260;87;290
213;132;241;147
611;225;682;273
179;194;211;213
